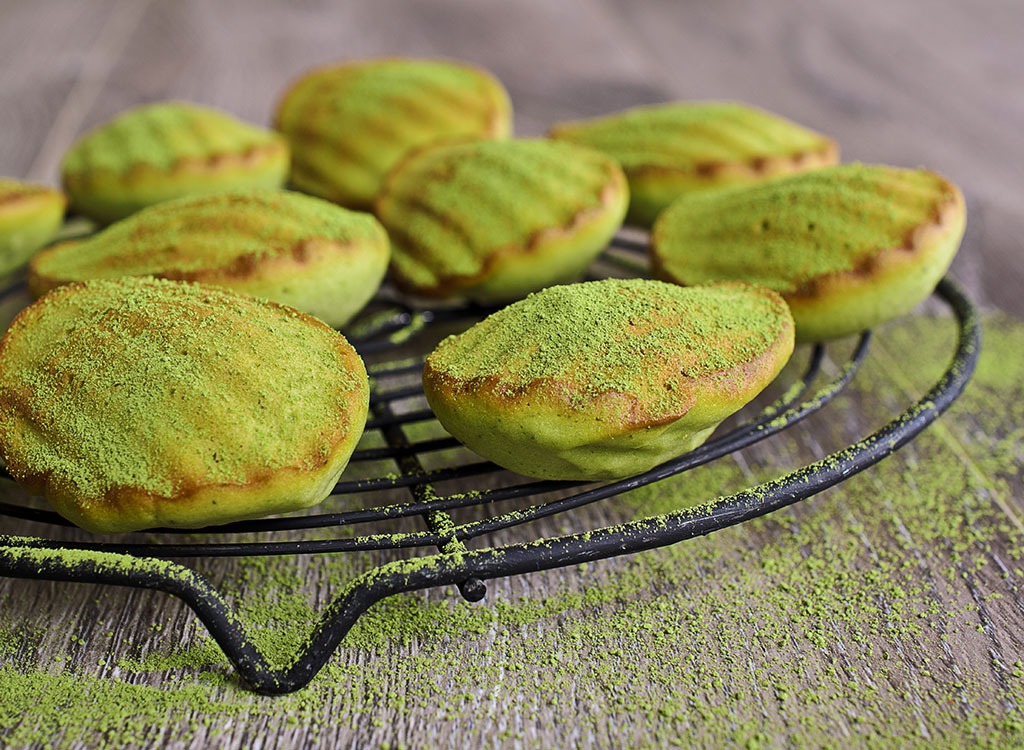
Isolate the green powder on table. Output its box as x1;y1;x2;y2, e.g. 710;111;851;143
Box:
0;313;1022;749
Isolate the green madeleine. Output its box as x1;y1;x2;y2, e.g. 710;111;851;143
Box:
28;189;389;328
0;277;369;533
549;101;838;227
651;163;966;342
376;138;629;301
61;101;290;224
0;178;65;277
423;278;794;480
275;57;511;210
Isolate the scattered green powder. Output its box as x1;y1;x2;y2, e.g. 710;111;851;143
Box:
427;278;790;418
0;312;1022;748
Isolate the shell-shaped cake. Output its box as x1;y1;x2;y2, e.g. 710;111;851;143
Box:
0;277;369;533
549;101;838;227
423;279;794;481
61;101;290;224
0;178;66;277
651;163;966;342
28;189;388;328
275;57;511;210
376;138;628;301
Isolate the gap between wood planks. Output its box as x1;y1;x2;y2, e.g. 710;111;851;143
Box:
871;326;1024;537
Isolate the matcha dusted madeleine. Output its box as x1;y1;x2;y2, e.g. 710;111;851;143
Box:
61;101;289;224
423;279;794;481
549;101;838;227
651;163;966;342
0;178;65;277
0;277;369;533
275;57;511;210
376;139;628;301
28;189;388;328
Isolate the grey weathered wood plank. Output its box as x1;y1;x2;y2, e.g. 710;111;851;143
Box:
0;0;132;179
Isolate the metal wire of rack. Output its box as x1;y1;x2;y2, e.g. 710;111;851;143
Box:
0;237;981;694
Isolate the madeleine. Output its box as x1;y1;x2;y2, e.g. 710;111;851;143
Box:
652;163;966;342
275;57;511;210
29;189;388;328
423;279;794;481
61;101;289;224
549;101;837;227
0;277;369;533
0;178;65;277
376;138;628;302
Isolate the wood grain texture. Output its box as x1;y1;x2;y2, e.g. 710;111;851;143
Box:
0;1;1022;748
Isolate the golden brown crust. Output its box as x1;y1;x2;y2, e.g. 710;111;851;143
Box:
0;188;53;211
24;189;389;327
29;235;367;296
427;282;792;434
273;56;509;137
384;163;628;299
628;138;839;184
783;175;964;304
375;139;628;301
0;180;65;215
60;140;289;193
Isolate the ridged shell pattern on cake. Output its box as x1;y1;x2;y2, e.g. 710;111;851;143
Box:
651;163;966;341
653;164;958;292
375;138;627;300
551;102;834;172
0;178;66;276
63;103;285;174
275;58;511;210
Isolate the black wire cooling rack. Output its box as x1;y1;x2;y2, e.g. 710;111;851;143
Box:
0;237;981;694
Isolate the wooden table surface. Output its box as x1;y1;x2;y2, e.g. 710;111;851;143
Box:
1;1;1022;748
